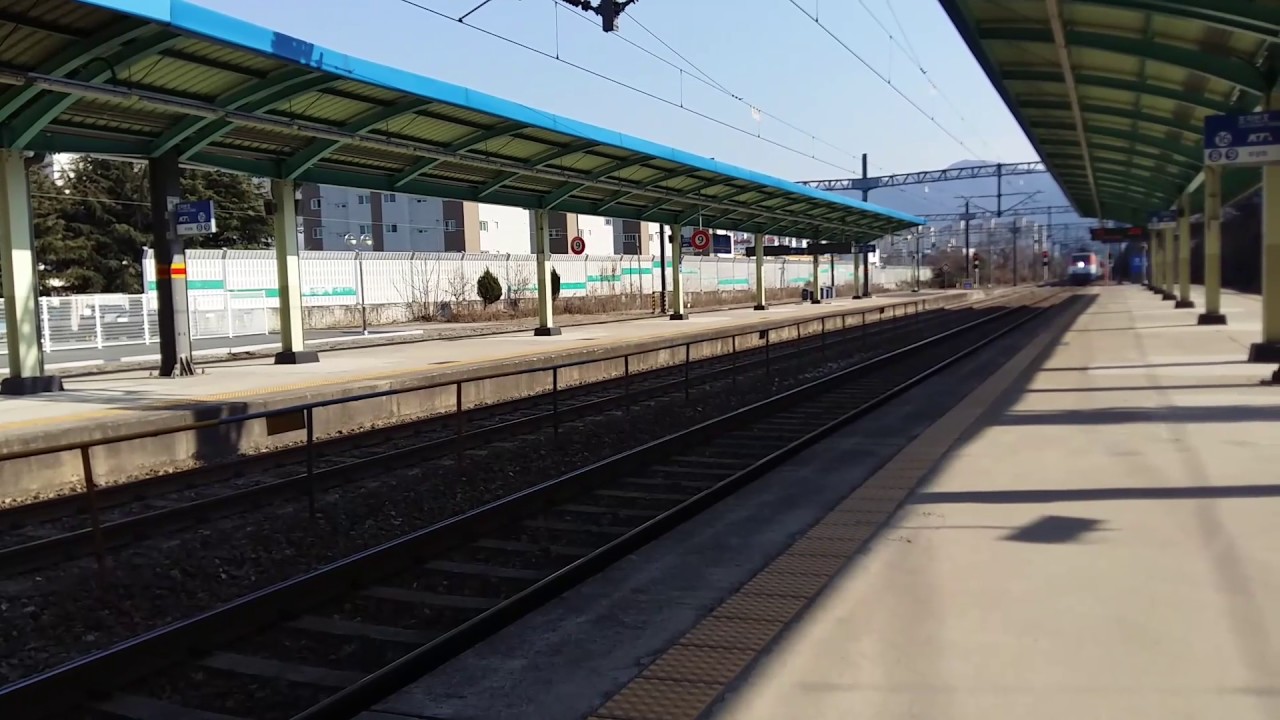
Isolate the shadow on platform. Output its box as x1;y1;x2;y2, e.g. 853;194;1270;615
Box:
1041;360;1250;372
1024;383;1265;393
995;404;1280;426
1067;323;1197;333
910;483;1280;505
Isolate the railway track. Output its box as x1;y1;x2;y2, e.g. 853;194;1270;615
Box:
0;288;1071;720
0;297;958;575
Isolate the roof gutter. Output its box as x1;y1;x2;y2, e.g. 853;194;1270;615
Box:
1045;0;1102;220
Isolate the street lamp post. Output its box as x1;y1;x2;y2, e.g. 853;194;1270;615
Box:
345;232;373;335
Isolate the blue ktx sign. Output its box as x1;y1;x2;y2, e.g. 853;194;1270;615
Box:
1147;209;1177;229
1204;112;1280;166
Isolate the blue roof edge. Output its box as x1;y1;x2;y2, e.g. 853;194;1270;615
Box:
76;0;924;229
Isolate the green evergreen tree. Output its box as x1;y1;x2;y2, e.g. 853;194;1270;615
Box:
28;162;101;294
477;267;502;306
550;266;561;299
58;156;151;293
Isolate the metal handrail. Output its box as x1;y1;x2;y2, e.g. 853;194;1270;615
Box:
0;297;941;466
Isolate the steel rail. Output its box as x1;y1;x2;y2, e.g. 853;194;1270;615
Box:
0;288;1062;719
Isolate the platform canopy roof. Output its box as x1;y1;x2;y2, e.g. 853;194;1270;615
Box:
0;0;923;240
938;0;1280;225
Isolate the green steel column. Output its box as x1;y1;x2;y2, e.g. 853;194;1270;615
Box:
810;249;821;304
1175;193;1194;308
1248;161;1280;368
1150;234;1160;289
271;179;318;363
669;224;687;320
1162;226;1177;301
0;150;60;395
1199;166;1226;325
753;232;767;311
149;152;194;377
533;208;560;336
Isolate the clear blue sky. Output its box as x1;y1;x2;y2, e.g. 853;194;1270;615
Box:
193;0;1038;211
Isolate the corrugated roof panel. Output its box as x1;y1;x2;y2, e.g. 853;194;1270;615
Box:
327;79;402;105
134;59;245;99
423;102;510;128
172;40;278;76
0;0;923;235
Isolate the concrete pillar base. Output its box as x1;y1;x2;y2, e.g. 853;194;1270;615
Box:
669;313;689;321
0;375;63;396
274;350;320;365
810;298;823;305
1248;342;1280;363
1174;299;1196;309
753;305;768;311
1161;292;1177;301
533;326;563;336
1197;313;1228;326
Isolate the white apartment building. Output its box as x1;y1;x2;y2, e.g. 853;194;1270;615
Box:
300;184;660;255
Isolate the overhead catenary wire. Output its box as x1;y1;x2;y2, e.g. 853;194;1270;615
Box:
392;0;872;179
401;0;960;214
554;3;960;213
783;0;987;162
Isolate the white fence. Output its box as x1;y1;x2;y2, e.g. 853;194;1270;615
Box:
140;249;916;309
0;253;915;355
0;292;271;355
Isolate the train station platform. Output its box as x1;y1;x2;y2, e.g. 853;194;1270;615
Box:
0;289;981;498
581;284;1280;720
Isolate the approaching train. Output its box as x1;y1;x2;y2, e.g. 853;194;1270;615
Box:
1067;251;1102;285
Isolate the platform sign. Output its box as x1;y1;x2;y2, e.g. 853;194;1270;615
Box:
569;235;586;255
689;228;712;252
175;199;216;236
1089;225;1145;243
1204;111;1280;166
854;243;876;254
711;233;733;255
1147;209;1178;230
807;240;854;255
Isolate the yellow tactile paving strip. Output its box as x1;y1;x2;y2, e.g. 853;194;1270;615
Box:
589;294;1077;720
0;294;964;435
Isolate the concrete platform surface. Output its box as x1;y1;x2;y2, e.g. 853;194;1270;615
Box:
711;285;1280;720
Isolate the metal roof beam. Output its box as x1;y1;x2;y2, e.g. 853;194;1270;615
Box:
542;182;586;210
1036;121;1200;161
531;140;598;167
979;26;1268;94
6;29;183;149
1043;0;1102;219
592;190;633;214
5;69;910;235
1003;68;1237;115
1058;170;1177;197
475;171;521;198
0;18;152;124
389;121;525;187
281;99;437;179
147;67;333;157
1055;157;1187;183
1037;136;1201;170
536;155;661;208
1018;98;1203;138
1071;0;1280;41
